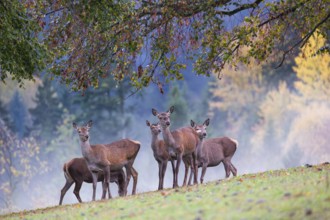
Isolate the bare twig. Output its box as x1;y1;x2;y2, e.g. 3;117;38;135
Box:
258;0;309;28
125;88;141;99
216;0;263;16
45;7;67;16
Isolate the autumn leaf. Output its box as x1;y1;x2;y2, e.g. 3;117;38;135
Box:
157;82;164;94
138;65;143;78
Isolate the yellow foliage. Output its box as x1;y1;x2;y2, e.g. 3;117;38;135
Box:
251;82;294;151
284;103;330;164
210;57;265;116
293;31;330;102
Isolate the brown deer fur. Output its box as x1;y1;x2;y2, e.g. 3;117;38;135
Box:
152;106;200;187
189;119;238;184
73;120;140;201
105;139;140;195
59;157;126;205
146;120;175;190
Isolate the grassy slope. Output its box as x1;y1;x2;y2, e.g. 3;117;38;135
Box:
2;163;330;220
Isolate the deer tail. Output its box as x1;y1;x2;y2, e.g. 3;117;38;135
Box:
230;138;239;148
63;162;73;182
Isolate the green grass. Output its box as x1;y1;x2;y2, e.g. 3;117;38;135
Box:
2;163;330;220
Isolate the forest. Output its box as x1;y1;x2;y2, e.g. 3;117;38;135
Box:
0;0;329;214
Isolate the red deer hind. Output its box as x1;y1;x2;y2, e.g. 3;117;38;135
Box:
146;120;175;190
152;106;200;188
73;120;140;201
59;157;126;205
190;119;238;184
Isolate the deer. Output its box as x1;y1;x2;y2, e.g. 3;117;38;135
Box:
189;119;238;184
146;120;175;190
73;120;140;201
59;157;126;205
152;106;200;188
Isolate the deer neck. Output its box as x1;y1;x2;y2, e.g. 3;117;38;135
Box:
151;133;159;152
196;138;205;158
161;126;175;147
80;140;93;159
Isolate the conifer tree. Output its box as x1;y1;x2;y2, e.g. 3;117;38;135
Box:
8;92;28;139
29;77;64;143
0;99;10;127
166;82;189;129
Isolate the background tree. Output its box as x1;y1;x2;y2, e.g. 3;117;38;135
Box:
293;31;330;102
281;30;330;166
8;92;29;139
0;0;50;86
209;58;266;135
0;119;47;210
59;77;133;143
251;82;295;166
284;104;330;166
29;77;65;143
0;99;10;126
166;82;189;129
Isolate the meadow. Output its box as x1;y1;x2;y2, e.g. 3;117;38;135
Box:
1;163;329;220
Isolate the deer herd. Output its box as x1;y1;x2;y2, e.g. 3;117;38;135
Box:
59;106;238;205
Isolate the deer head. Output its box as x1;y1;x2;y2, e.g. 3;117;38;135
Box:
146;120;161;135
191;118;210;140
152;106;174;128
73;120;93;142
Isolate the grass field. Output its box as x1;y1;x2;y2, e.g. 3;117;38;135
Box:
1;163;330;220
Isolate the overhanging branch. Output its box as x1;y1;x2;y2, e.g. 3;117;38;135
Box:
216;0;263;16
276;12;330;68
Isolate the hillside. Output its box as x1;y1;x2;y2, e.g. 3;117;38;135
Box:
1;163;330;220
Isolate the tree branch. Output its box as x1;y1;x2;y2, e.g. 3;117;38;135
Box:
258;0;310;28
276;12;330;68
216;0;263;16
45;7;67;16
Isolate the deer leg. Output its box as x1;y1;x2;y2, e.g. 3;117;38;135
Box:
73;181;83;203
223;160;231;178
192;153;198;185
91;171;98;201
230;162;237;176
174;154;182;188
59;179;74;205
188;166;193;186
124;165;132;195
161;161;168;190
226;156;237;177
200;163;208;184
102;166;111;199
182;159;189;187
170;159;176;188
117;169;126;197
157;161;162;190
130;167;138;195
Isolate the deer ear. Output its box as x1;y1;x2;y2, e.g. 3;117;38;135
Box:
204;118;210;126
152;108;158;116
146;120;150;126
72;122;77;129
169;106;174;113
87;120;93;128
190;120;195;127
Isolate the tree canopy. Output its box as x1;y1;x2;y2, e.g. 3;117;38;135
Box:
1;0;329;91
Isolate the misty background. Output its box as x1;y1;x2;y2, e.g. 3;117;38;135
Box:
0;32;329;214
